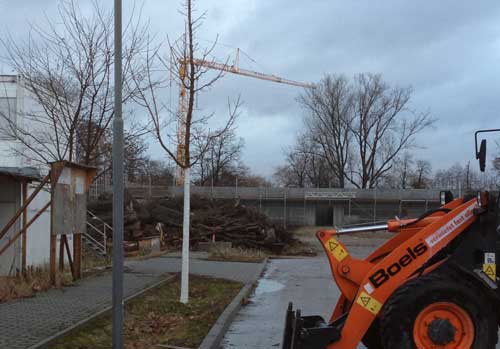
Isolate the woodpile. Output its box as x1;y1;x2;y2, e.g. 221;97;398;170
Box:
87;192;294;251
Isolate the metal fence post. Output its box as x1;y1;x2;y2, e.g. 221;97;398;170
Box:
283;188;287;229
303;196;306;226
259;187;262;213
348;199;352;224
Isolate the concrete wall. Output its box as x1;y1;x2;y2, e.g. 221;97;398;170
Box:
0;76;22;168
0;76;53;272
128;185;446;228
0;177;21;275
243;199;439;228
25;184;53;267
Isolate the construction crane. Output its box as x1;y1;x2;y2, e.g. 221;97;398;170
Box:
176;50;314;184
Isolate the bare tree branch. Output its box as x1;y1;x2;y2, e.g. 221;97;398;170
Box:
0;0;151;171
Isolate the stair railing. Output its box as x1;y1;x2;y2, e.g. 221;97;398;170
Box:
85;210;113;255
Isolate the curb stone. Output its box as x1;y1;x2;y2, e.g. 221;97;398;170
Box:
198;257;268;349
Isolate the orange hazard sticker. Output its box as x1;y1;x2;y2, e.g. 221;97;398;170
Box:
356;292;383;315
324;238;348;262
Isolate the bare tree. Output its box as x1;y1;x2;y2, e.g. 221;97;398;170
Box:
0;0;150;169
274;135;311;188
194;120;244;186
233;164;272;187
130;0;239;303
493;140;500;183
493;157;500;175
283;74;432;189
274;133;335;188
298;75;353;188
432;162;486;190
380;152;414;189
133;159;174;187
411;159;432;189
390;152;415;189
348;74;434;188
274;152;309;187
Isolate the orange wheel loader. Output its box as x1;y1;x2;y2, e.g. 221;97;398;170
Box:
282;129;500;349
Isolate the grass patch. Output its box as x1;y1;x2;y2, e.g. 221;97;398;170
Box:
208;246;267;263
281;240;317;256
0;266;72;303
51;275;242;349
126;249;170;261
82;255;111;270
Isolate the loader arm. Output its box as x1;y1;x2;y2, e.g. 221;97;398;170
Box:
283;197;479;349
328;198;464;322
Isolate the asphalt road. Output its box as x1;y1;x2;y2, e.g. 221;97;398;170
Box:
222;234;500;348
221;236;377;348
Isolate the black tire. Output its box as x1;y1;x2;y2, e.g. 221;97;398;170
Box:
380;273;498;349
362;319;383;349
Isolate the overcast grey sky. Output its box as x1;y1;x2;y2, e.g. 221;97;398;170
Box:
2;1;500;178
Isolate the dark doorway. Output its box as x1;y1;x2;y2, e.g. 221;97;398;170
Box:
315;203;333;226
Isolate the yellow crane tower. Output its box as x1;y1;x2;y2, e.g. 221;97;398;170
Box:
176;50;315;185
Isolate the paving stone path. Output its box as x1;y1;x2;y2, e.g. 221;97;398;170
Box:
0;253;263;349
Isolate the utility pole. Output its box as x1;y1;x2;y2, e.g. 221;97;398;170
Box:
112;0;124;347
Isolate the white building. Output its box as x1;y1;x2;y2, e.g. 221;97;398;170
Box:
0;75;54;275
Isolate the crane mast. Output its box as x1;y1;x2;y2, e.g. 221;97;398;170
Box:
176;55;314;185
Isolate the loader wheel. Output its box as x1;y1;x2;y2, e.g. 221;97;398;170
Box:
362;319;383;349
380;273;497;349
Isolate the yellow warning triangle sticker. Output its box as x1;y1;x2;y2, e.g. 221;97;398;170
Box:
328;241;338;251
483;263;496;281
324;238;348;262
360;296;371;307
356;291;383;316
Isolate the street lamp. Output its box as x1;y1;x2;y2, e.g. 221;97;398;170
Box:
112;0;124;348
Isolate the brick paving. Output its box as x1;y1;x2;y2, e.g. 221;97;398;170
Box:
0;272;163;349
0;254;263;349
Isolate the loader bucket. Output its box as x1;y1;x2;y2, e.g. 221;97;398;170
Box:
282;302;341;349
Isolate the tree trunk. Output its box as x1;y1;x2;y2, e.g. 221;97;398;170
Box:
180;167;190;303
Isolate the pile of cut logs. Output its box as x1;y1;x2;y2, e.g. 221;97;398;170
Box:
87;192;294;251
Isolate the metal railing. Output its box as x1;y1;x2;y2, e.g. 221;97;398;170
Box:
125;185;454;202
84;210;112;255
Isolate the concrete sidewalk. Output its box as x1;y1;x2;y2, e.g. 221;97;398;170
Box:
126;253;263;284
0;253;263;349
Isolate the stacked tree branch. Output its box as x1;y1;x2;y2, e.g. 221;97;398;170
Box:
88;192;294;251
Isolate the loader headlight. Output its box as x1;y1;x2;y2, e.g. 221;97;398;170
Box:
440;191;453;205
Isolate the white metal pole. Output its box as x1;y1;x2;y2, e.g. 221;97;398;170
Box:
180;167;190;303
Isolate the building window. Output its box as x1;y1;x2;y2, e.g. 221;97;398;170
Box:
0;97;16;139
